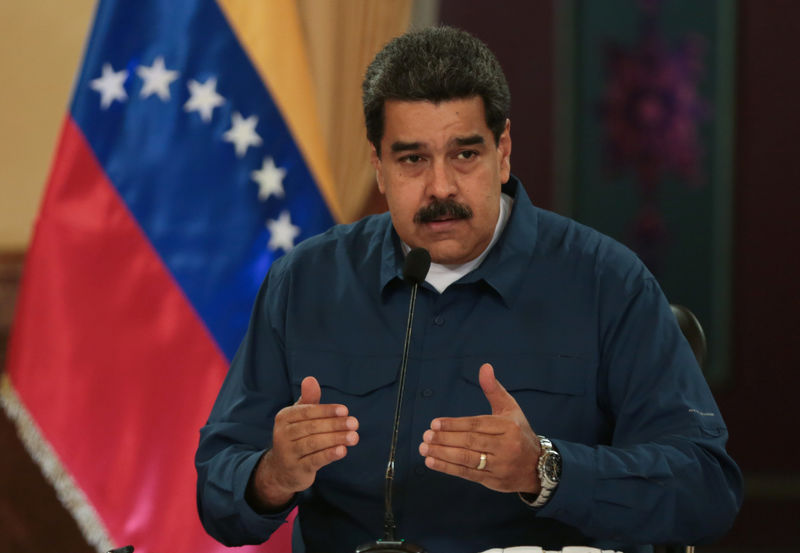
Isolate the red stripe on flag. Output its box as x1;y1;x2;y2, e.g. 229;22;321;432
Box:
6;116;292;552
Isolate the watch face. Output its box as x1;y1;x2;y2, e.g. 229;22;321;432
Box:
543;452;561;482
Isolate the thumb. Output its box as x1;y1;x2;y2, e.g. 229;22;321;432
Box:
298;376;321;405
478;363;519;415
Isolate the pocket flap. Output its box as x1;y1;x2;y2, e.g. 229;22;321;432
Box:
460;353;589;396
289;350;400;396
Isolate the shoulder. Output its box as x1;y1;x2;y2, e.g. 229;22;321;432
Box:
530;206;654;293
269;211;391;279
504;179;649;291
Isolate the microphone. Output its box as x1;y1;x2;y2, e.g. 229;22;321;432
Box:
402;247;432;285
356;248;430;553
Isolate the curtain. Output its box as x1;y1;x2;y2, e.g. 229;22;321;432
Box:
299;0;413;222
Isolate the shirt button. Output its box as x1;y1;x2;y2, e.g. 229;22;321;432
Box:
433;315;445;326
421;388;434;398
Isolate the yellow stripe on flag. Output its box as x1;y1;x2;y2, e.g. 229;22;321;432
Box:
216;0;344;223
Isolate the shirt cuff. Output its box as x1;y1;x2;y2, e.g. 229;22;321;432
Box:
517;491;540;507
534;439;597;529
234;449;298;534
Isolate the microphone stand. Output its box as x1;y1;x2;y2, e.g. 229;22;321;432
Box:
356;249;429;553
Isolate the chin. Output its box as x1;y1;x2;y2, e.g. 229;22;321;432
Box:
415;236;482;265
428;249;471;265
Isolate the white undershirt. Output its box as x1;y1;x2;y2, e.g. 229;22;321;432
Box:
403;193;514;293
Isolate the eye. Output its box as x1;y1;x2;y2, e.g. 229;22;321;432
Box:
457;150;478;160
400;154;424;164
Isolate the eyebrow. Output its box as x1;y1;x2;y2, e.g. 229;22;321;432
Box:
389;134;485;153
454;134;485;147
390;141;421;153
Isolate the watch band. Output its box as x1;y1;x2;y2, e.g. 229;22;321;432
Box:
518;435;561;508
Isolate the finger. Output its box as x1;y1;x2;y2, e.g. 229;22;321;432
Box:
422;428;497;452
430;414;507;434
286;415;359;441
294;430;360;461
422;453;521;493
300;444;350;473
298;376;321;405
277;402;348;424
418;442;488;471
422;451;497;485
478;363;520;415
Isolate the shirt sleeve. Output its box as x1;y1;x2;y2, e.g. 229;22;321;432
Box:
194;265;297;546
536;273;743;546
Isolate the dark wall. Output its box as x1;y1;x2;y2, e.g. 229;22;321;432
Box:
724;0;800;469
439;0;555;210
714;0;800;546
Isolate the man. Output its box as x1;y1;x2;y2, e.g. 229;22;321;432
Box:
195;27;742;553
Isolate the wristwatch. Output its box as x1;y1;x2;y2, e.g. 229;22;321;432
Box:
519;436;561;508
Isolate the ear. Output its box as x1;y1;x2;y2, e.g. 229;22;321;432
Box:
370;143;386;194
498;119;512;182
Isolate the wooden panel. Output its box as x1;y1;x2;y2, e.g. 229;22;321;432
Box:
0;250;92;552
0;252;23;368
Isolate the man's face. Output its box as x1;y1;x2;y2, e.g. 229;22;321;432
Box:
371;97;511;265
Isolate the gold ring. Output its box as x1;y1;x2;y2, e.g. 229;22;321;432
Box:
476;452;487;471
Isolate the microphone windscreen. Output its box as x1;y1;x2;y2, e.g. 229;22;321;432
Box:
403;248;431;284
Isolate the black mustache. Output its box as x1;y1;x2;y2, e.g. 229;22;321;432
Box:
414;199;473;224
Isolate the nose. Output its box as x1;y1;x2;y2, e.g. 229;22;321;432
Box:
425;158;457;199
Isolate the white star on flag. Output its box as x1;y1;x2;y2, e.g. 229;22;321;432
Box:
90;63;129;109
184;77;225;122
266;211;300;252
252;157;287;201
223;112;262;158
136;56;179;101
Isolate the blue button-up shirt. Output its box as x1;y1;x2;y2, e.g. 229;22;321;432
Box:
195;176;742;553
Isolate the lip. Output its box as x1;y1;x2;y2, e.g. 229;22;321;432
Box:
421;218;462;232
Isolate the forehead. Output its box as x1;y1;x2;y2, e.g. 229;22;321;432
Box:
381;96;491;145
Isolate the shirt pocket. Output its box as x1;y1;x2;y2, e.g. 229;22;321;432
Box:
458;353;594;440
286;349;401;490
287;349;401;413
459;353;588;393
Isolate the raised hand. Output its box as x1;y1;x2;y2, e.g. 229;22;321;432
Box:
418;363;541;494
247;376;360;511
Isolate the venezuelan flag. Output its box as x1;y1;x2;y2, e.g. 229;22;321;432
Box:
2;1;338;551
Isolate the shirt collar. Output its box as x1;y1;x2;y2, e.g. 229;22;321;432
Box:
379;221;405;293
458;176;538;305
378;174;539;303
401;191;512;294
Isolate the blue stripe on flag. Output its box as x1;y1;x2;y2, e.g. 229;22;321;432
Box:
69;0;334;360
